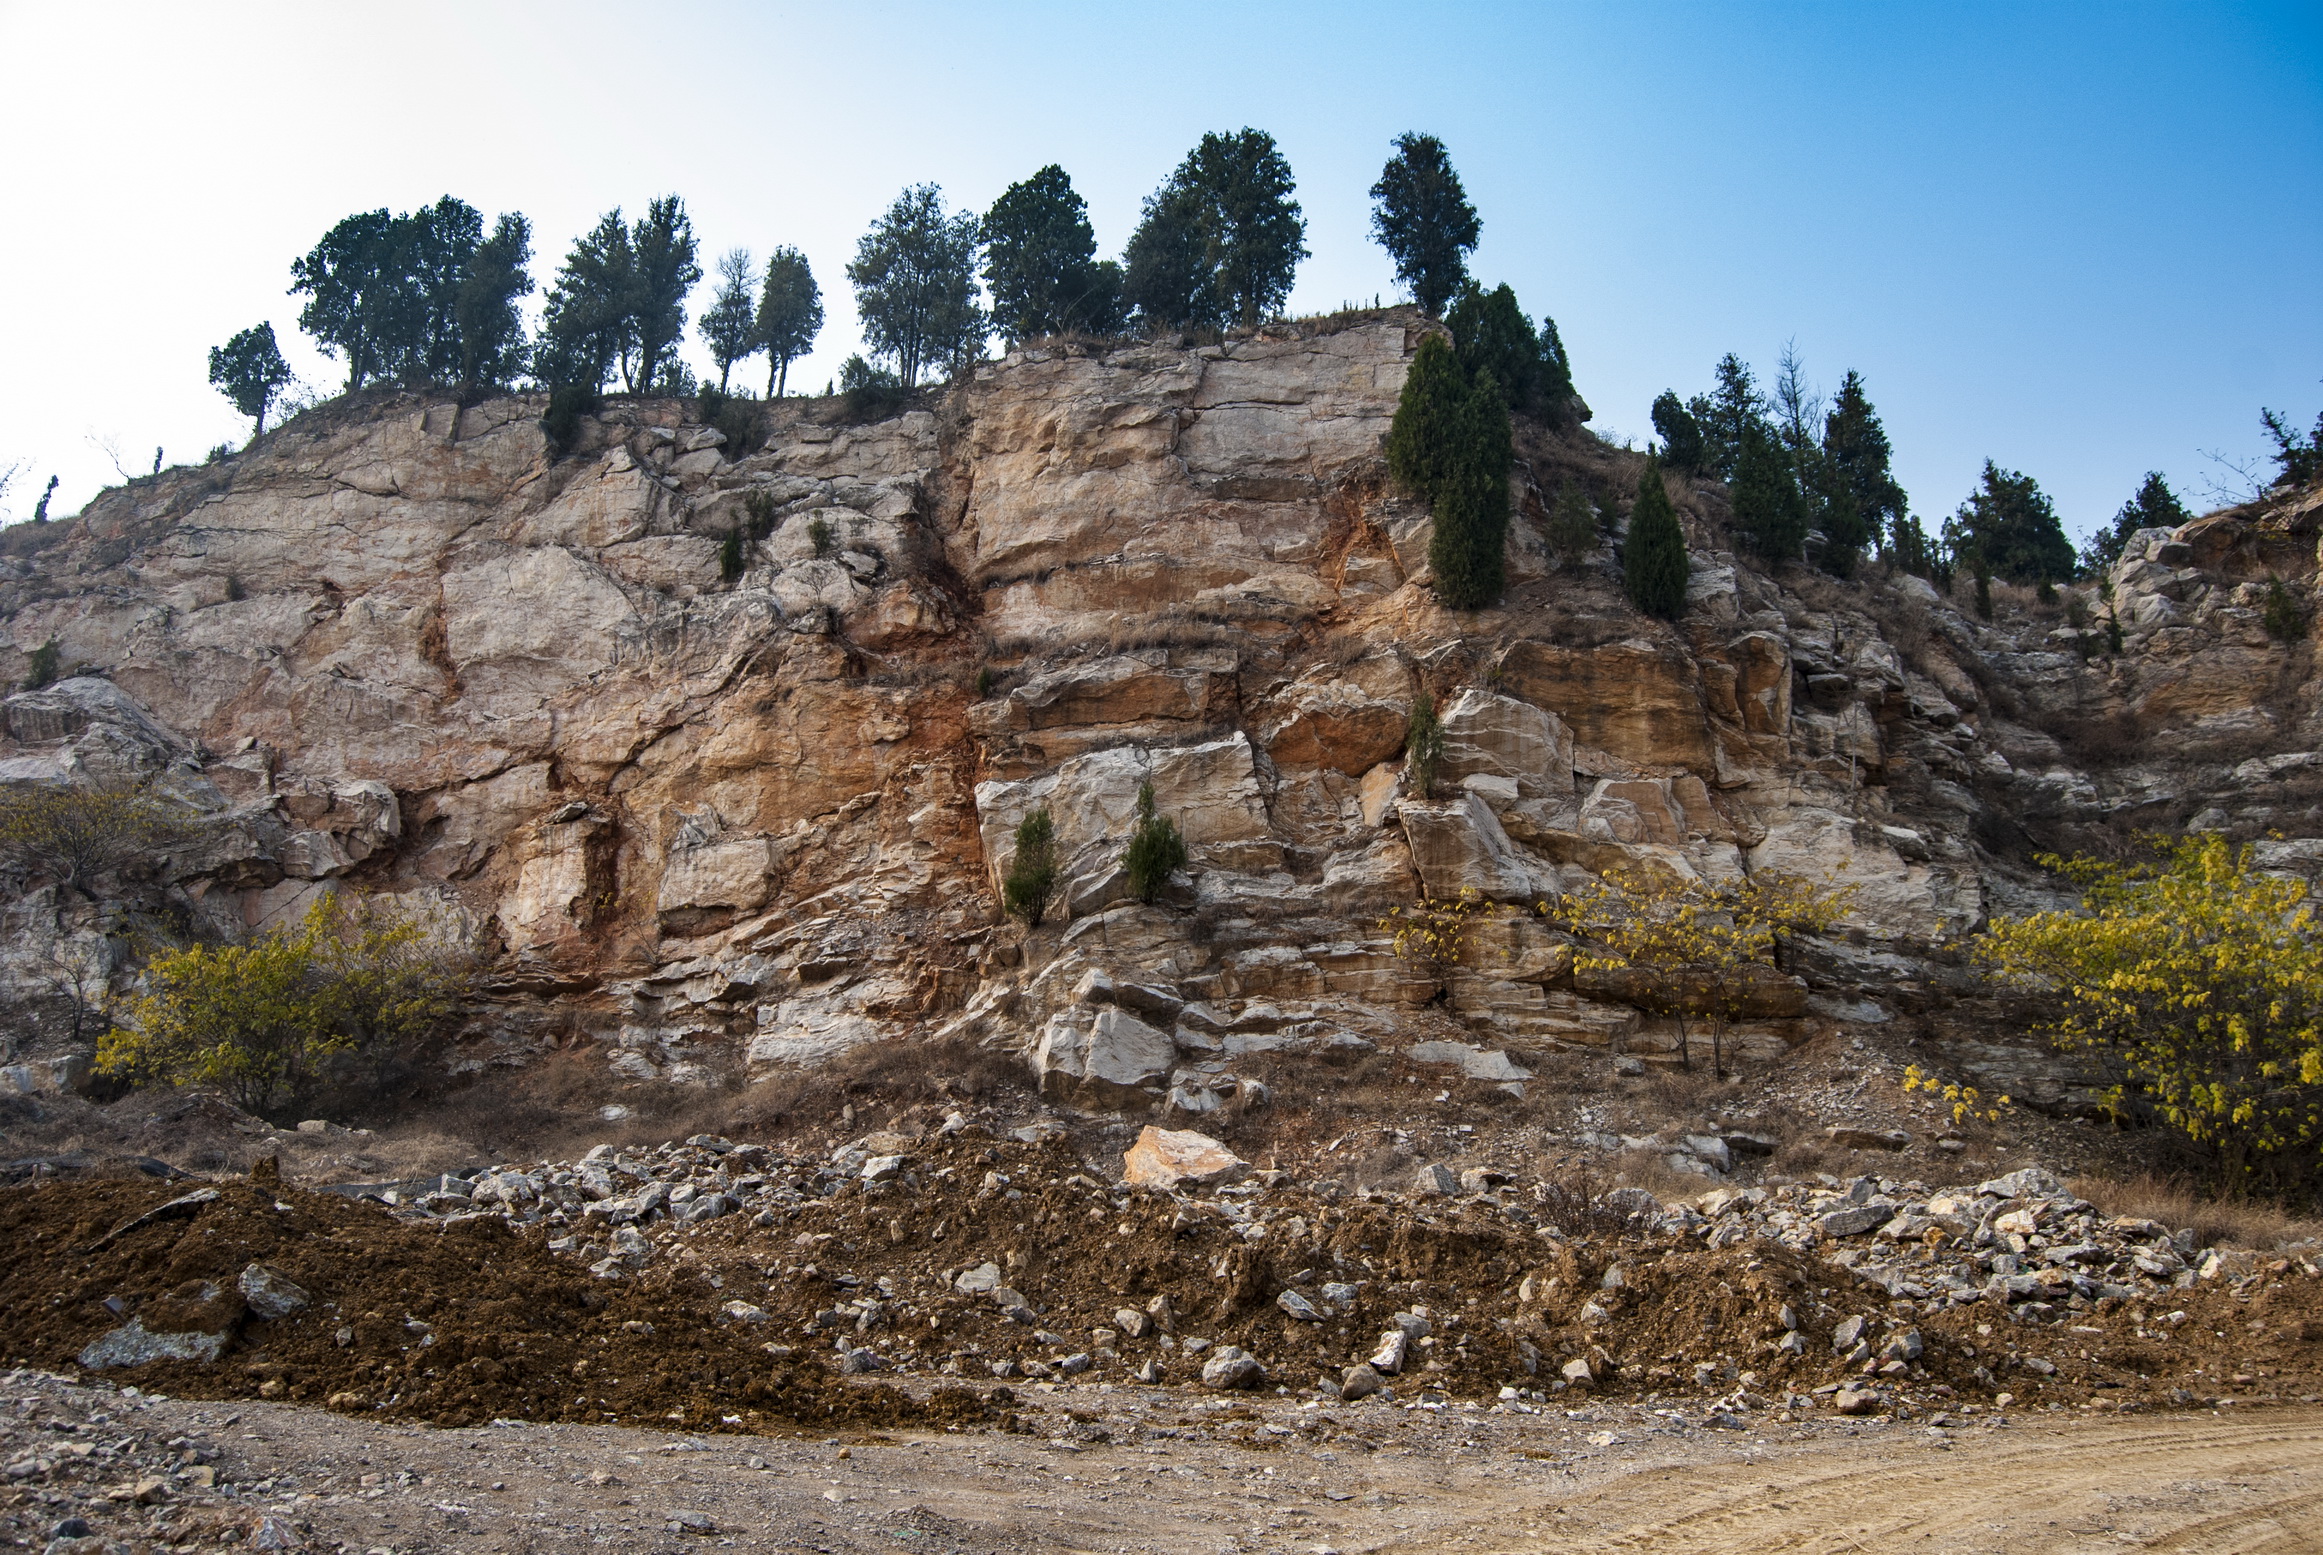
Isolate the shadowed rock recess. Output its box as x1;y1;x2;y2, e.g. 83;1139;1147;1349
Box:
7;307;2323;1116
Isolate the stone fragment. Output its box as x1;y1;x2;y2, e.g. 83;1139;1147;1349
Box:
1412;1164;1459;1196
1115;1307;1153;1339
1122;1127;1249;1191
1831;1315;1867;1353
1833;1387;1880;1416
1338;1363;1386;1400
1135;1358;1164;1384
1368;1329;1408;1373
1276;1289;1324;1322
1560;1357;1595;1384
1201;1346;1266;1390
1819;1205;1887;1238
237;1263;310;1320
77;1320;226;1369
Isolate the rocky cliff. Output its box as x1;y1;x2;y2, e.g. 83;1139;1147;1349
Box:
6;308;2321;1116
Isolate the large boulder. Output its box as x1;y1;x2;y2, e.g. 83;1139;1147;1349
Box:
1398;792;1561;903
1033;1004;1177;1107
1495;638;1714;772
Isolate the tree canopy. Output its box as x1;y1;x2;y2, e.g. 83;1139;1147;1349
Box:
1944;460;2075;584
983;165;1123;342
290;197;530;391
1368;132;1479;318
208;323;294;437
1651;391;1703;472
1730;418;1810;564
1624;456;1689;620
754;246;823;397
700;247;761;392
848;184;987;388
1123;129;1307;329
1816;370;1906;577
537;197;700;393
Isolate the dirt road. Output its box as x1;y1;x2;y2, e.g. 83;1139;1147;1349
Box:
8;1370;2321;1554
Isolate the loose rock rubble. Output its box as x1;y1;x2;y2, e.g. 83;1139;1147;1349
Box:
5;1125;2317;1443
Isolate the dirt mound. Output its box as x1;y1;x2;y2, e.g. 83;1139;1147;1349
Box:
0;1175;1008;1434
4;1130;2321;1436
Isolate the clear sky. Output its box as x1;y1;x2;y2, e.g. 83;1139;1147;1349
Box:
2;1;2317;546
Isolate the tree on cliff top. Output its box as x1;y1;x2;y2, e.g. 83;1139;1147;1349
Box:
1369;132;1479;318
1123;129;1307;330
1944;460;2074;585
983;165;1124;343
2082;471;2191;576
849;185;986;388
208;323;294;438
754;247;823;398
1731;418;1810;564
454;213;534;389
701;248;761;392
1816;370;1905;578
537;198;699;394
291;197;530;392
1624;455;1689;620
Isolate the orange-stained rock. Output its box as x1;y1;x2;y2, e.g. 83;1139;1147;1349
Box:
1123;1127;1250;1191
1494;638;1715;773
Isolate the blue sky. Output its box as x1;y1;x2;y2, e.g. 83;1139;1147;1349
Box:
2;1;2316;544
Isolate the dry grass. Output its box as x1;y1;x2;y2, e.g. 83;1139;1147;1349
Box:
2071;1170;2323;1250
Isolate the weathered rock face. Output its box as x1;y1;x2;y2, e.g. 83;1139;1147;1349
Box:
6;309;2322;1112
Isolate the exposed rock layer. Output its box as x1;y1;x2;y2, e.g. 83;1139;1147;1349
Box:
6;310;2321;1110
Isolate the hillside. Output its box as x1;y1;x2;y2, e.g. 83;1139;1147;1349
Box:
3;306;2322;1168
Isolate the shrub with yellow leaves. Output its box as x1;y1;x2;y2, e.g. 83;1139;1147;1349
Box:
1978;834;2323;1190
1902;1063;2009;1126
1556;862;1854;1076
1379;885;1501;980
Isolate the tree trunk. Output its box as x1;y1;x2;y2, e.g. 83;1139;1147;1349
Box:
717;359;731;393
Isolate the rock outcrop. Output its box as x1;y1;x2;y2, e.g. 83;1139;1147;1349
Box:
6;309;2321;1112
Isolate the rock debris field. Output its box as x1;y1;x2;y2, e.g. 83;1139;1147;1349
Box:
3;1123;2321;1550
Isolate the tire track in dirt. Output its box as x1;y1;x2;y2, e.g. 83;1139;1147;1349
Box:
1406;1413;2323;1554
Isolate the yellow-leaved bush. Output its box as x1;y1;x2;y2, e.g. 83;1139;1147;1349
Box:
97;894;472;1118
1557;863;1855;1075
1978;835;2323;1184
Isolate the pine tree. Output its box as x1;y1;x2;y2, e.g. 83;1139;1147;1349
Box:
1693;353;1764;481
1944;461;2074;585
629;196;702;394
1427;370;1511;609
1731;420;1809;563
1122;181;1222;330
1122;781;1189;903
1445;282;1543;412
1123;130;1307;330
454;213;534;389
1652;391;1703;472
983;165;1123;341
1368;132;1479;318
1625;456;1689;620
536;209;638;391
754;247;823;398
1002;808;1061;928
1385;335;1467;499
1545;481;1598;565
208;323;294;437
1816;370;1906;578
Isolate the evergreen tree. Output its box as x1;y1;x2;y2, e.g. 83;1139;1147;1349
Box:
1545;481;1598;565
208;323;294;437
2081;471;2191;574
1537;316;1585;423
454;213;533;389
1944;460;2074;585
754;247;823;397
1367;132;1479;318
1652;390;1703;471
1123;130;1307;329
537;210;640;390
1624;456;1689;620
1888;510;1940;580
700;248;761;392
848;184;987;387
629;196;702;394
1405;691;1444;798
1121;181;1222;329
1122;781;1189;903
2262;407;2323;488
1446;282;1545;412
1428;369;1512;609
1185;128;1307;327
1001;808;1061;928
381;195;487;385
1730;420;1810;563
1816;369;1905;578
288;208;397;390
982;165;1123;342
1385;335;1467;500
1690;353;1765;481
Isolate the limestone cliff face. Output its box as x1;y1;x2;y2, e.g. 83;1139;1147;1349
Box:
4;309;2318;1111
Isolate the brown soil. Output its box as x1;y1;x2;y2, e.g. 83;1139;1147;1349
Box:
0;1176;1006;1435
5;1133;2320;1437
